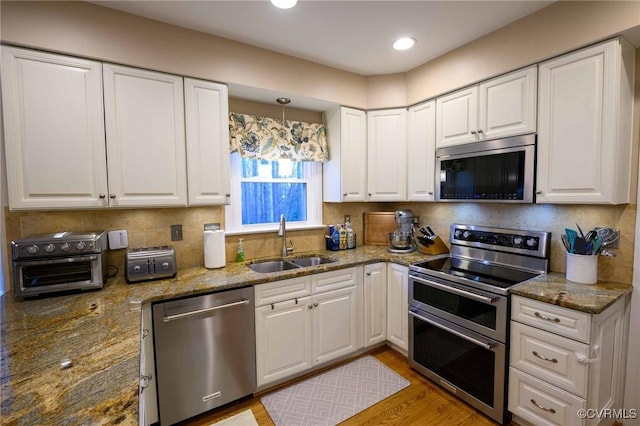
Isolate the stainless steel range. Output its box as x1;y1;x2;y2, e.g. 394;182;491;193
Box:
408;223;551;424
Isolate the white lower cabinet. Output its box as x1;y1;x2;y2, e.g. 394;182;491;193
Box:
254;268;363;388
363;263;387;347
139;304;158;426
508;295;628;426
386;263;409;353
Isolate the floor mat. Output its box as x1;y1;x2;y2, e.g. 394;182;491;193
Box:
210;409;258;426
261;355;410;426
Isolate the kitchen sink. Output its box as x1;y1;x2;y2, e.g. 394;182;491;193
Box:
288;256;337;267
247;256;337;273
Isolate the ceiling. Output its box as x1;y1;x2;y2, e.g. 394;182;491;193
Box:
91;0;552;76
90;0;553;110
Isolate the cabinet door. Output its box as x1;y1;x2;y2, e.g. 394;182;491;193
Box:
255;297;313;387
407;101;436;201
363;263;387;347
1;46;108;209
184;78;230;205
436;86;478;148
387;263;409;352
313;286;359;365
367;109;407;201
103;64;187;207
478;66;537;140
140;304;158;425
536;39;633;204
323;107;367;202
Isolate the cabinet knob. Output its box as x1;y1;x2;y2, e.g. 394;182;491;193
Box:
308;304;313;309
225;193;230;197
98;193;106;199
477;129;484;134
368;193;372;197
366;272;371;276
428;191;433;195
535;191;542;195
343;193;348;197
109;193;116;199
470;130;477;135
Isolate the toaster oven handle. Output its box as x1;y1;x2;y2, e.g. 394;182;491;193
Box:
13;255;98;266
409;310;494;350
410;275;498;304
163;299;250;322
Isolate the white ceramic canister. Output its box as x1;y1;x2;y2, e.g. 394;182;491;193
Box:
566;252;598;284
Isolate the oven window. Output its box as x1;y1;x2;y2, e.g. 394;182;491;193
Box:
21;262;92;287
413;315;495;407
413;281;497;330
440;151;525;200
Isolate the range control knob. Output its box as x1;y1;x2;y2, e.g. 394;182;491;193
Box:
26;245;40;255
462;231;471;239
513;237;523;245
161;262;170;269
75;241;86;251
44;244;56;253
133;265;142;273
60;243;71;252
527;238;537;247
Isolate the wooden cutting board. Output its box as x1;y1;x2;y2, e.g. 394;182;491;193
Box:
364;212;396;246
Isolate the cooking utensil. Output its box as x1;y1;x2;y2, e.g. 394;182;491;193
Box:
573;237;588;255
426;226;436;238
561;234;571;252
576;223;585;239
591;237;602;255
565;228;578;253
584;230;597;242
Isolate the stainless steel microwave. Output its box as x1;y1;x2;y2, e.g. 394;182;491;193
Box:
435;134;536;203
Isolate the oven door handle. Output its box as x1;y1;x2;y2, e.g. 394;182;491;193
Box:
409;310;494;350
411;276;498;304
13;255;99;266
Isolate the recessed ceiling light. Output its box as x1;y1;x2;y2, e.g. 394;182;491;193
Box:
393;37;416;51
271;0;297;9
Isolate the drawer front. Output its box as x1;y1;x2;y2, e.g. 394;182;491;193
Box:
508;367;586;426
511;321;589;396
512;295;591;343
311;267;360;294
254;276;311;307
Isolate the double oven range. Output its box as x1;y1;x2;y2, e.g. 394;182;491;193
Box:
409;224;551;424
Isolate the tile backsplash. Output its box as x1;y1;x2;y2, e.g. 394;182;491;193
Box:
3;202;636;288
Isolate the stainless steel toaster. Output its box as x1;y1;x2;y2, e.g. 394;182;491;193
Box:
125;246;177;283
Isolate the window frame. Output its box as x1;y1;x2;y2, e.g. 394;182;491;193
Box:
225;153;324;234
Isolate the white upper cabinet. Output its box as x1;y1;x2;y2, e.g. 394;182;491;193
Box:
184;78;230;205
436;66;537;148
323;106;367;202
103;64;187;207
1;46;108;210
407;101;436;201
536;38;635;204
367;108;407;202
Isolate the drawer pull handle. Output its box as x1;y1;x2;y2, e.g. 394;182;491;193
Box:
534;312;561;323
530;399;556;414
532;351;558;363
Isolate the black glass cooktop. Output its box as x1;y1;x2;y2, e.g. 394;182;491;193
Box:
411;256;539;290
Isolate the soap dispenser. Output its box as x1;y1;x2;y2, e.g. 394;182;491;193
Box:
236;238;245;262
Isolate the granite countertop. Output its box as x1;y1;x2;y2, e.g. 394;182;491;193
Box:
509;272;632;314
0;246;429;425
1;247;631;424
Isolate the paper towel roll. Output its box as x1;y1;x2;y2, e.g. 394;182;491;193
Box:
204;230;226;269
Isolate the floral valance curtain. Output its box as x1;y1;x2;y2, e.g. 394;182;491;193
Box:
229;112;329;162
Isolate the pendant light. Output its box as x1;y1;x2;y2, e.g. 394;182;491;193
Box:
277;97;291;127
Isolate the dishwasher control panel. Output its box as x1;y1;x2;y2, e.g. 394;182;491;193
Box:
126;246;176;283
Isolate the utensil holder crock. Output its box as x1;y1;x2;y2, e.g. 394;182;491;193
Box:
566;252;598;284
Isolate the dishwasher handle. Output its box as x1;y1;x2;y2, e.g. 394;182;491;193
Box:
163;298;250;322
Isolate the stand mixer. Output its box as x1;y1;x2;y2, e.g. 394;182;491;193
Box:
388;209;416;253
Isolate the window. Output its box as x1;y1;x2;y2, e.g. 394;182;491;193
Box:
225;153;323;233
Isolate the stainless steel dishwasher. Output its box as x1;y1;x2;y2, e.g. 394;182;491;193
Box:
152;286;255;425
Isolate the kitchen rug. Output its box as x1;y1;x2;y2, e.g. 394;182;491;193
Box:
261;355;410;426
210;409;258;426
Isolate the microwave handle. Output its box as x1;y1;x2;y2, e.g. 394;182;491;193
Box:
13;255;98;266
409;310;494;350
410;275;498;304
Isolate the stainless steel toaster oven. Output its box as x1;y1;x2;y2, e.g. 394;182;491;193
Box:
11;231;108;298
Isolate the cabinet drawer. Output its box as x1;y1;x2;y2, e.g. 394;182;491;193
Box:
512;295;591;343
511;322;589;397
311;267;359;294
254;276;311;307
508;367;585;426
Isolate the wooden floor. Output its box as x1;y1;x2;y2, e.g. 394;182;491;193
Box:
182;346;502;426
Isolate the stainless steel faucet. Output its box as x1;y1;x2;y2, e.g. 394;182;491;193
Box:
278;214;294;257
